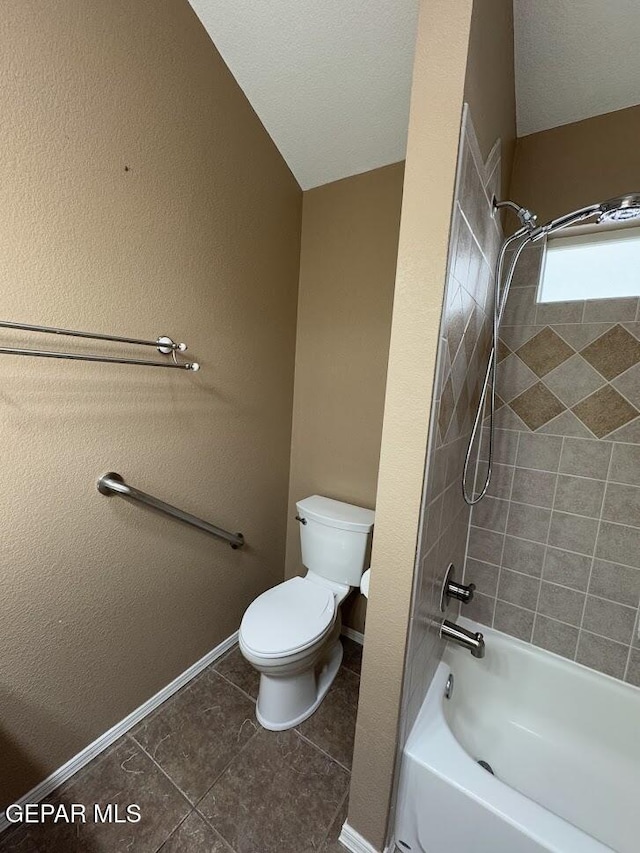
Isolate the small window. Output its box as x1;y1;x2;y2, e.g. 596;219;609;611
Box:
537;224;640;303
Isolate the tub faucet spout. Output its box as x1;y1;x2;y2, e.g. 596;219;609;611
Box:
440;620;485;658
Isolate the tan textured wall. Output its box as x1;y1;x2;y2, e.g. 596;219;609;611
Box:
347;0;516;847
0;0;301;807
346;1;474;848
285;164;404;633
465;0;516;190
511;105;640;223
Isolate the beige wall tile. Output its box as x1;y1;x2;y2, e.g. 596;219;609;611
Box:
576;631;629;680
494;600;534;641
533;615;579;658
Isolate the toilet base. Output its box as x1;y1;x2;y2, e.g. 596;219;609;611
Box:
256;638;343;731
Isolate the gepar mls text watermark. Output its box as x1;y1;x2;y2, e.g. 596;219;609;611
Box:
6;803;141;824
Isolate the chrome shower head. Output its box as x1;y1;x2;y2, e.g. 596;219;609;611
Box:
598;194;640;223
529;192;640;240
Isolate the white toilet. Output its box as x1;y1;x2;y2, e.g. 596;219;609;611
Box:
239;494;374;731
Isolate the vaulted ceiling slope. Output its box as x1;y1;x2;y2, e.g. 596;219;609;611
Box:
188;0;420;190
514;0;640;137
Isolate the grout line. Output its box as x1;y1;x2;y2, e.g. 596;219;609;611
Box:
341;663;362;679
472;499;640;534
212;669;258;705
474;563;636;609
192;721;263;811
531;439;563;644
128;735;195;810
134;672;265;814
492;432;519;630
623;608;640;683
482;425;640;451
576;442;615;660
194;809;237;852
481;418;640;446
469;530;640;576
464;363;494;580
293;729;353;775
458;203;496;273
491;598;630;648
154;811;201;853
314;786;350;853
501;318;637;331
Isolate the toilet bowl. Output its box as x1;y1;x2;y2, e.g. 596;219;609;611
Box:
239;495;374;731
240;575;346;730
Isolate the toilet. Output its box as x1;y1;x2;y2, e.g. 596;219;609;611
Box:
239;494;374;731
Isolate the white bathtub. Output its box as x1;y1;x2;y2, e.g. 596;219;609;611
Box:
394;618;639;853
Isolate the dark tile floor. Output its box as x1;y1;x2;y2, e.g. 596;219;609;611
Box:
0;638;362;853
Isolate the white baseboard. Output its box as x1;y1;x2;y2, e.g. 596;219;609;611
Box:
341;626;365;645
0;630;238;835
338;822;394;853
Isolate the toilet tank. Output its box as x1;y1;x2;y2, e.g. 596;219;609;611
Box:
296;495;375;587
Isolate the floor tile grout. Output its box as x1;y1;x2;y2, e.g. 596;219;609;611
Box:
129;665;212;738
316;787;350;853
293;728;353;774
129;733;196;807
211;667;258;704
193;720;263;810
132;671;266;819
0;650;361;853
153;809;193;853
195;808;237;852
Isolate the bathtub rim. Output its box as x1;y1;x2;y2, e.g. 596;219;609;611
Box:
400;618;617;853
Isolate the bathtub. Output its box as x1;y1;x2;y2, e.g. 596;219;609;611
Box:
394;618;639;853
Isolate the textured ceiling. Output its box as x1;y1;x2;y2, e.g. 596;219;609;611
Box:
514;0;640;137
188;0;419;189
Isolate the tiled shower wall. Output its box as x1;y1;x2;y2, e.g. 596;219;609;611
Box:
464;240;640;686
403;110;501;731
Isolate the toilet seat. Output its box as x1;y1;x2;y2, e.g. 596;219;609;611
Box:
240;577;336;659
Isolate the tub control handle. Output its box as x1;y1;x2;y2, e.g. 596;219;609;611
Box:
440;564;475;611
446;578;475;604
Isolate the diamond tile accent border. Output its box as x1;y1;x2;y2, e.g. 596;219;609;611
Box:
581;324;640;380
466;238;640;690
510;382;565;431
543;354;606;407
497;338;511;362
572;386;639;439
497;321;640;438
516;327;575;377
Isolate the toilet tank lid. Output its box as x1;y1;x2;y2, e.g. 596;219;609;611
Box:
296;495;375;533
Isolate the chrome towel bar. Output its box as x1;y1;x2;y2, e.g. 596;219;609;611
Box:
97;472;244;549
0;320;199;370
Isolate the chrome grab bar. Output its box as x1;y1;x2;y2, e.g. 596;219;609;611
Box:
97;472;244;549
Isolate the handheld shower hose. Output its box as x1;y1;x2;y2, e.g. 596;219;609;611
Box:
461;193;640;505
